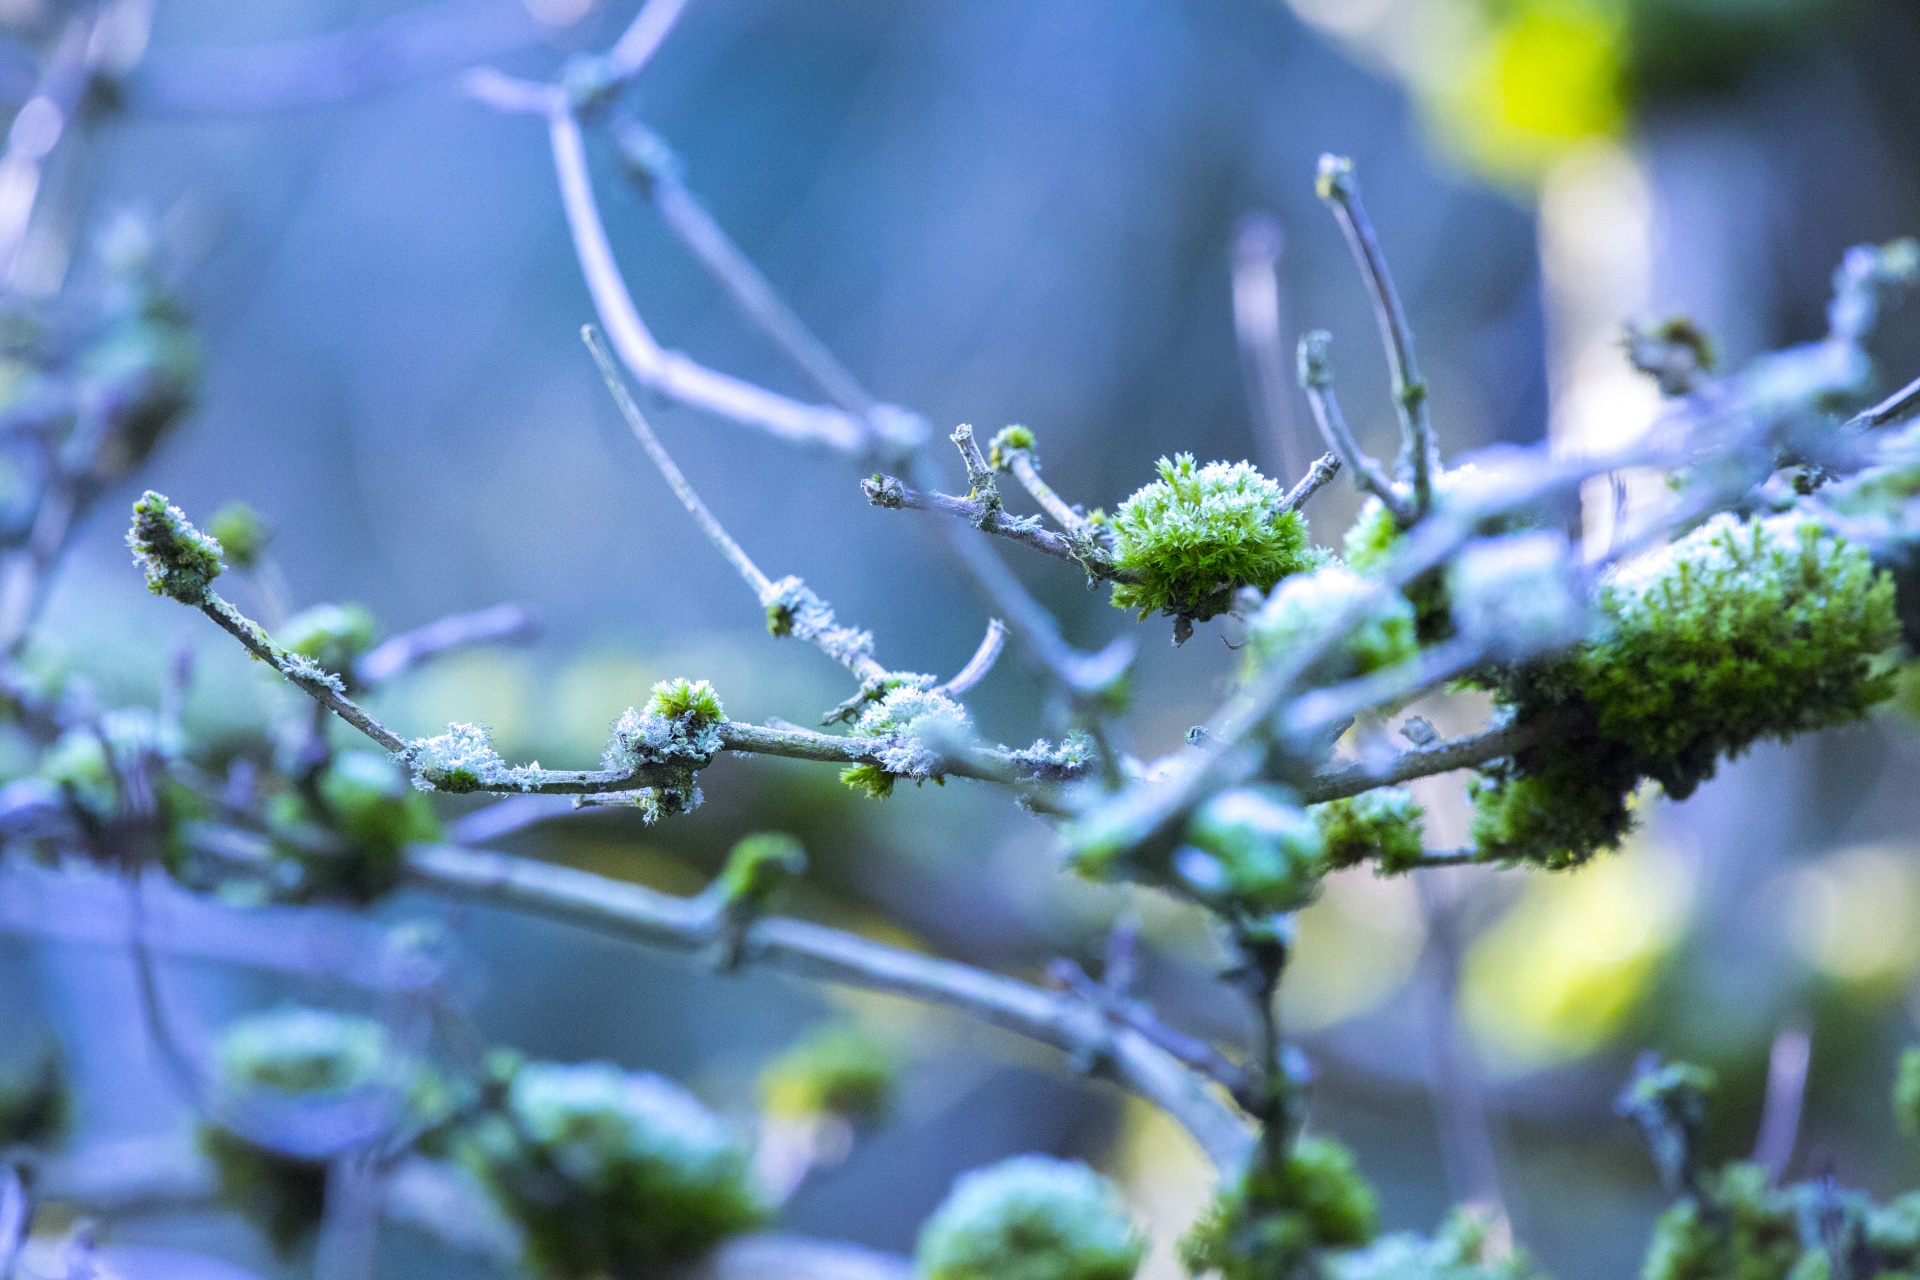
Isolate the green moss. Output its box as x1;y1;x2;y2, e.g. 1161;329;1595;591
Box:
39;727;116;821
1311;789;1427;873
1181;1136;1378;1280
0;1049;67;1149
759;1025;896;1123
466;1059;765;1278
270;751;441;902
1109;454;1317;622
988;424;1036;470
1243;563;1417;684
127;490;223;604
1476;513;1899;866
717;831;806;907
840;762;895;799
206;502;271;570
916;1155;1146;1280
646;677;725;726
1184;786;1326;914
1896;1047;1920;1140
1641;1165;1800;1280
200;1125;328;1256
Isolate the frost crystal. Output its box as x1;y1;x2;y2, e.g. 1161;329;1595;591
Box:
405;722;509;793
282;652;346;694
761;575;876;670
1007;732;1094;781
127;490;224;603
916;1155;1146;1280
853;685;973;780
1448;530;1584;660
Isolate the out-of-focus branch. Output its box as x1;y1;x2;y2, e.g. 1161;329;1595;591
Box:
1297;331;1411;524
935;618;1006;698
1751;1024;1812;1184
1850;372;1920;429
402;842;1258;1171
862;473;1132;582
542;109;872;451
126;0;577;116
1233;213;1308;482
1048;957;1257;1108
354;603;537;685
1316;155;1437;516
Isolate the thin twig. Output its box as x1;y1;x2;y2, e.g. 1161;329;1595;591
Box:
1003;450;1092;535
583;324;775;598
1316;155;1437;516
1849;372;1920;429
862;474;1133;581
1048;958;1257;1108
1232;213;1308;482
1278;452;1342;516
603;0;691;83
1751;1023;1812;1185
1297;331;1411;523
403;842;1257;1171
935;619;1007;697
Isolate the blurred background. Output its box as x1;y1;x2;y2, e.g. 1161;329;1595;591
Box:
5;0;1920;1276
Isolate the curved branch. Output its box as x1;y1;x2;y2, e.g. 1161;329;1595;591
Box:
1299;720;1551;804
402;842;1257;1171
862;474;1134;582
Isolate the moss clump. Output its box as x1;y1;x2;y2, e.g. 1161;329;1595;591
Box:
646;677;725;726
0;1050;68;1149
1183;786;1326;914
1476;513;1899;866
466;1059;764;1279
717;831;806;908
127;490;223;604
206;502;271;570
1243;563;1417;684
1641;1164;1800;1280
200;1008;404;1254
759;1025;896;1124
1311;789;1426;873
840;762;895;799
277;603;377;678
988;424;1036;470
1335;1208;1542;1280
271;751;442;902
841;684;971;794
1109;454;1317;623
916;1155;1146;1280
1181;1136;1378;1280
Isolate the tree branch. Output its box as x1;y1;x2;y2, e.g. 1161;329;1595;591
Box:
935;619;1006;698
1316;156;1437;516
1278;452;1342;516
862;474;1133;581
1232;213;1310;482
1297;331;1411;524
402;842;1257;1172
1298;720;1551;804
354;603;536;686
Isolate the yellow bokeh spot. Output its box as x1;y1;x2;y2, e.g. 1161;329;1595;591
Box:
1463;843;1693;1071
1281;868;1427;1031
1782;846;1920;990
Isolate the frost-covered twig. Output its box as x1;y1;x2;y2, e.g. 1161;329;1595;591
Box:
861;474;1132;581
1298;720;1553;804
1297;331;1411;524
353;603;536;685
1316;155;1437;517
1002;449;1092;535
402;841;1257;1171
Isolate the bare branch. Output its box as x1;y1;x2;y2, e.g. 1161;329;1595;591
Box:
403;842;1258;1171
1751;1023;1811;1184
1316;155;1437;515
951;425;1000;506
604;0;691;83
936;619;1007;698
1232;213;1309;481
1297;331;1411;523
1002;448;1095;536
354;603;536;686
610;116;882;424
1049;957;1257;1108
1851;371;1920;429
543;110;871;451
1278;452;1342;516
